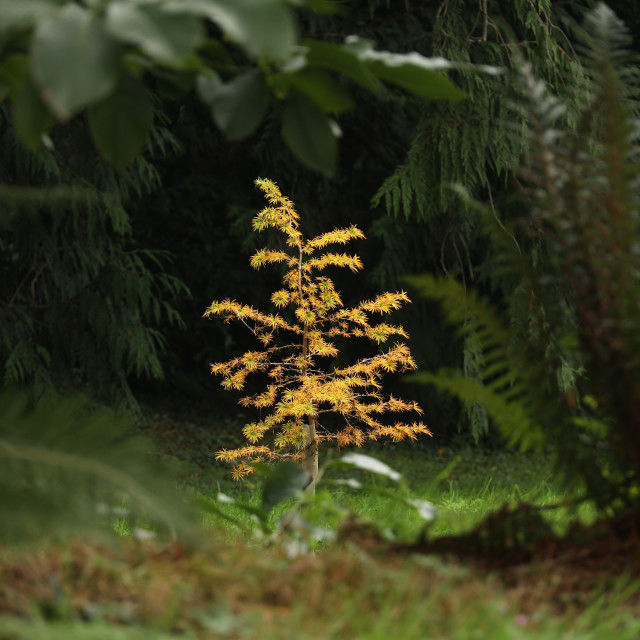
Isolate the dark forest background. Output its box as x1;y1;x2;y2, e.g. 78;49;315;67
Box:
2;0;640;447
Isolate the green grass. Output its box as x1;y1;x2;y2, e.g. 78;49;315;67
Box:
196;444;598;543
0;619;192;640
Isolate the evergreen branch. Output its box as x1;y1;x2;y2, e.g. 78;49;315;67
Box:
412;4;640;506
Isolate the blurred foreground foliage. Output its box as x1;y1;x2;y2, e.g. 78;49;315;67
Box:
0;389;196;547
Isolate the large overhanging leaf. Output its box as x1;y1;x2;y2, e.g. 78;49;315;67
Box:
88;75;154;169
282;88;338;173
0;0;62;31
286;0;338;12
0;53;53;149
106;1;205;68
274;68;354;113
366;56;467;101
32;4;121;118
170;0;296;62
197;70;269;140
345;37;476;101
303;39;379;93
305;36;500;102
12;74;53;149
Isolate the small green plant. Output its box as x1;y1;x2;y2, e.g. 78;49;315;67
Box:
204;178;431;485
199;452;437;550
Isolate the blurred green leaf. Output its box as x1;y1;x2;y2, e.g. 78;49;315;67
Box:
282;89;337;172
200;70;268;140
105;2;205;68
303;39;378;92
277;68;354;113
199;493;270;532
173;0;296;62
196;70;221;103
87;75;153;169
195;495;247;529
345;38;468;101
287;0;342;13
12;75;53;149
305;37;488;102
0;0;62;31
338;452;402;481
154;69;198;100
367;59;466;101
0;53;53;148
0;53;32;94
32;4;121;118
260;460;310;513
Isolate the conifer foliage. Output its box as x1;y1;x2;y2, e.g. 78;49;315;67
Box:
204;179;431;484
410;3;640;509
0;110;187;407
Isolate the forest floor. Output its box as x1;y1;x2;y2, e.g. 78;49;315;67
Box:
1;408;640;639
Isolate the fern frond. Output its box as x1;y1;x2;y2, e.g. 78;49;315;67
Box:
414;4;640;503
406;273;548;449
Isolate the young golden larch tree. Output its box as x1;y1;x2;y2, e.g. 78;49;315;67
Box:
204;178;431;488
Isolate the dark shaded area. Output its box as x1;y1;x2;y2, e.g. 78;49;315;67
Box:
398;501;640;616
3;0;638;450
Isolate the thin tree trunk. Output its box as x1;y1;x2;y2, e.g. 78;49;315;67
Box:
297;236;318;492
302;415;318;493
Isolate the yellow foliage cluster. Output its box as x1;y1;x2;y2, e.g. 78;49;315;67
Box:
204;179;431;479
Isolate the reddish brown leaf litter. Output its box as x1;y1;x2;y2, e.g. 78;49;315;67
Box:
398;502;640;616
0;536;511;636
1;506;640;635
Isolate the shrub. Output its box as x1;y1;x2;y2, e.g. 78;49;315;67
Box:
204;178;431;486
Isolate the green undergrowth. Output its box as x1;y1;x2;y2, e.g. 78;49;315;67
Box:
136;409;597;543
372;446;598;538
191;440;597;544
2;589;640;640
1;536;639;640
